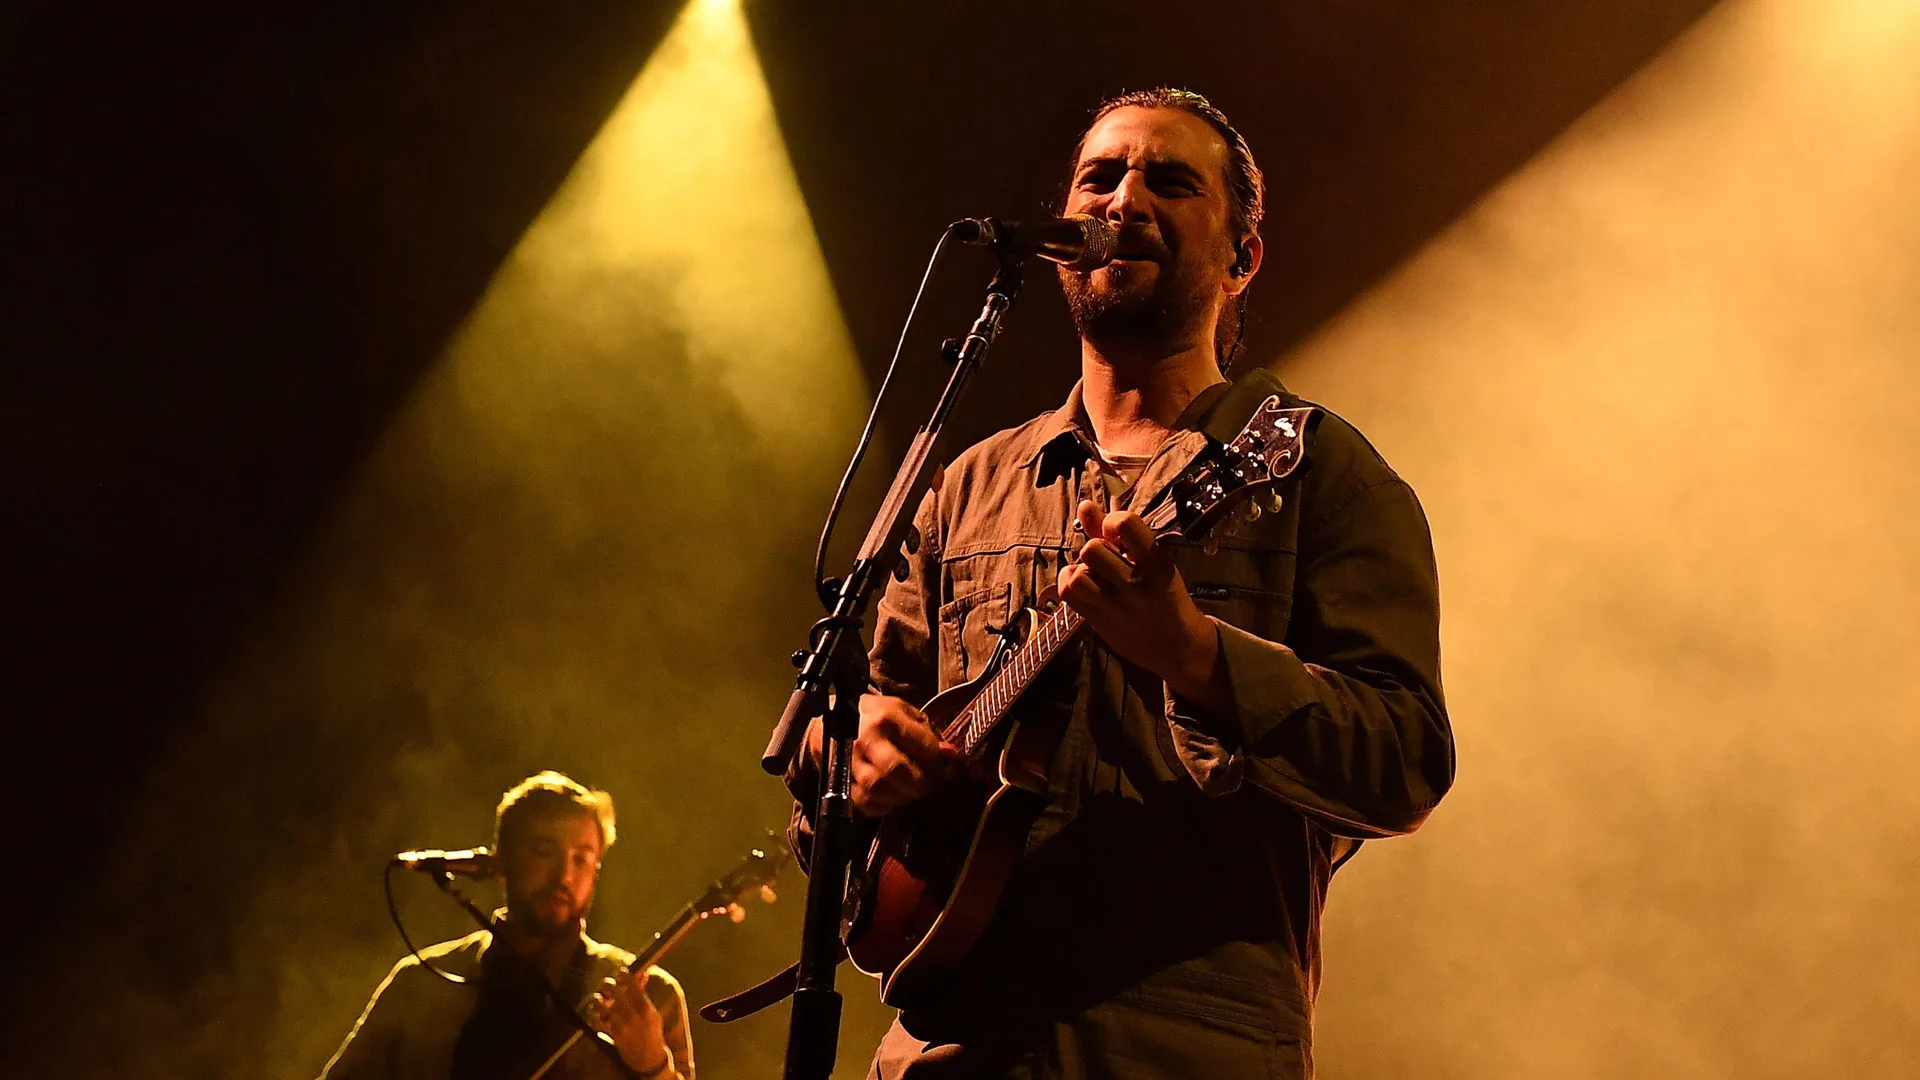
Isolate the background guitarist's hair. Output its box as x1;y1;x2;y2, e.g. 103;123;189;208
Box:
493;769;618;854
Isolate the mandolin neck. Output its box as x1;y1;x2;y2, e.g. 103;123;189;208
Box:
938;603;1085;758
628;902;702;974
936;498;1180;759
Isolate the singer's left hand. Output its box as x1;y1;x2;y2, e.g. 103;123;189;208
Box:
1057;500;1229;711
593;971;672;1078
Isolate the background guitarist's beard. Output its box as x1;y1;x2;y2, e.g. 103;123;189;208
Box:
505;883;591;941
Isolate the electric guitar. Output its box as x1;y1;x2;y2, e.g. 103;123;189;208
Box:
842;395;1316;1008
526;841;789;1080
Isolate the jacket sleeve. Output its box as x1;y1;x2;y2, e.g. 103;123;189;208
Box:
649;966;695;1080
1182;473;1453;838
786;487;943;869
318;960;409;1080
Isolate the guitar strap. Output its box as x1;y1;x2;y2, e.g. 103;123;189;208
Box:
699;368;1305;1026
699;959;801;1023
1193;366;1297;450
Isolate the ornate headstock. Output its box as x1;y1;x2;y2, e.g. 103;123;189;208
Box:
692;841;791;923
1147;396;1316;547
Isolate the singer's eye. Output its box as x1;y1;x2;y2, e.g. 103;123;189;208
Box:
1074;161;1124;192
1146;164;1204;197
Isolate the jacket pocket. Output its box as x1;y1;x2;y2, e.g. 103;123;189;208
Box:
936;583;1012;690
1171;537;1298;644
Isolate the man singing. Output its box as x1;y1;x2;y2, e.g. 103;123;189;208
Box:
789;88;1454;1077
323;771;693;1080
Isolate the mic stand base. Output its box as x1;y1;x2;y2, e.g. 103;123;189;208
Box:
783;625;867;1080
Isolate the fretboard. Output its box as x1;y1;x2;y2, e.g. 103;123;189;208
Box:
631;903;700;972
937;603;1086;758
936;497;1181;759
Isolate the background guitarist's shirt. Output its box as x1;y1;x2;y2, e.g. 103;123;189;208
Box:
788;368;1453;1079
319;929;692;1080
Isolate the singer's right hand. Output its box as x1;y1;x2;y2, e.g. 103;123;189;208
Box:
807;693;960;816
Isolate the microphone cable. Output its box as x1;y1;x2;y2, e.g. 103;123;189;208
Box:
384;858;470;985
811;222;964;606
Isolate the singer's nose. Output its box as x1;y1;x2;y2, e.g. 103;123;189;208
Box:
1105;168;1152;225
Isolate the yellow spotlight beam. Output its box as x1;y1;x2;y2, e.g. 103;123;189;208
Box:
66;1;885;1077
447;0;868;479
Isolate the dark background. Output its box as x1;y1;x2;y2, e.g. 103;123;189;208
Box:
1;0;1720;1070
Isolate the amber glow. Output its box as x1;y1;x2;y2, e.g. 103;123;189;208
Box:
47;0;880;1075
1287;1;1920;1076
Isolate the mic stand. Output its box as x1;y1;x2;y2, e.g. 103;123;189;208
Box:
428;871;647;1080
762;257;1023;1080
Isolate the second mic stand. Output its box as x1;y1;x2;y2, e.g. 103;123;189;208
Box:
761;257;1023;1080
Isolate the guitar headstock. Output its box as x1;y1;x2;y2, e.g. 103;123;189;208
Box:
1150;397;1316;546
693;839;791;922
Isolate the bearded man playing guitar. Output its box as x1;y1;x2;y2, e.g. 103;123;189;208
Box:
788;89;1455;1079
323;771;693;1080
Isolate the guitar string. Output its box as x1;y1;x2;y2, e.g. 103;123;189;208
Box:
946;604;1080;755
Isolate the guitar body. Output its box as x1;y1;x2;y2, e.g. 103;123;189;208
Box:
844;610;1072;1008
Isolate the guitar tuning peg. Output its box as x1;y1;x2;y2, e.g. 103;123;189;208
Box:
1203;536;1222;557
727;902;746;924
759;884;777;905
1245;500;1263;521
1260;488;1284;514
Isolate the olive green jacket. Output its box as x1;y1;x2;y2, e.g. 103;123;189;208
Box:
791;369;1452;1079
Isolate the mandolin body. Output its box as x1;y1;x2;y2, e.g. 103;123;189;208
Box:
842;611;1072;1009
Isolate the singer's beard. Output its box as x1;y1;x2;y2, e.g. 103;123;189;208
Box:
1059;258;1211;356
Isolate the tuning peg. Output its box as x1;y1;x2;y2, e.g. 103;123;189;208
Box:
759;884;777;905
728;902;746;924
1245;500;1263;522
1259;488;1284;514
1203;536;1222;556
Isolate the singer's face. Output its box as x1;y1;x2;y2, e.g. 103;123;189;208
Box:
501;809;603;934
1059;106;1246;350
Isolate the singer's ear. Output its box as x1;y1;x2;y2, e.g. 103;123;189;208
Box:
1225;233;1263;294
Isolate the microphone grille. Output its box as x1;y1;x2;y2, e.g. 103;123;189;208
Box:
1066;214;1117;271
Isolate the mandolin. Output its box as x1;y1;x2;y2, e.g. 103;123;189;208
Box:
525;841;788;1080
842;395;1316;1008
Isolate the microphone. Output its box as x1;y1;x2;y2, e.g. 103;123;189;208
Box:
393;847;494;877
955;214;1118;270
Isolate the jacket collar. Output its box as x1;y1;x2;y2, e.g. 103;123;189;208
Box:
1017;371;1270;492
